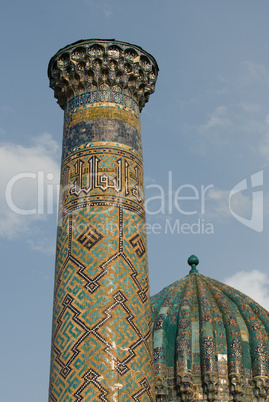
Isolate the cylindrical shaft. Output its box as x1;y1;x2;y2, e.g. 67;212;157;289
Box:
48;39;158;401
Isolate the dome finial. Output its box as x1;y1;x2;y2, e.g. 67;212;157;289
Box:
188;255;199;274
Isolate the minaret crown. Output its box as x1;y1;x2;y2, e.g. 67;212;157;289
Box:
48;39;159;111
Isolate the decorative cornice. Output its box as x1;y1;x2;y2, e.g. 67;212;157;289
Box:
48;39;158;111
202;372;219;402
229;374;244;401
177;374;193;401
155;376;167;399
252;377;269;401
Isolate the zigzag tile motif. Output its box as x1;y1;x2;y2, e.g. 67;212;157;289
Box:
49;141;154;401
52;294;90;379
74;369;109;402
77;223;103;251
132;378;154;402
129;233;146;258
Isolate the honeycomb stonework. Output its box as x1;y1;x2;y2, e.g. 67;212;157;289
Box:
48;39;158;111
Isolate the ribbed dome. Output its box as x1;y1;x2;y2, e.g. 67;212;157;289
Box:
150;257;269;401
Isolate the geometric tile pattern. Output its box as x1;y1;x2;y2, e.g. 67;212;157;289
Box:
63;105;142;158
49;141;154;401
48;39;158;401
66;88;140;115
77;223;103;251
129;233;146;259
69;107;141;132
150;263;269;401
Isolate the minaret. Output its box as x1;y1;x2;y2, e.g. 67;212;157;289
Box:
48;39;158;401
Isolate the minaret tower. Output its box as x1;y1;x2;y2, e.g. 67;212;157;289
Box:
48;40;158;401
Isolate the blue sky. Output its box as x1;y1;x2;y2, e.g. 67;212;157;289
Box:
1;1;269;400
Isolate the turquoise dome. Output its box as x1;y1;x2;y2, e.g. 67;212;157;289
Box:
151;257;269;401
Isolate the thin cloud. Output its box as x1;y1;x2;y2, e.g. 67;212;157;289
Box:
0;133;60;244
259;114;269;162
205;188;230;221
190;101;269;160
199;105;230;134
0;127;6;136
0;105;14;114
238;61;269;87
27;237;56;255
224;270;269;310
81;0;113;18
0;106;14;136
104;4;113;18
185;61;269;161
185;105;232;156
201;185;269;226
238;102;261;113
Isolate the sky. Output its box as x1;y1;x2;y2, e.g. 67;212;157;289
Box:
1;1;269;401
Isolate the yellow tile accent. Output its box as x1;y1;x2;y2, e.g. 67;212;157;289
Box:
70;107;141;131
